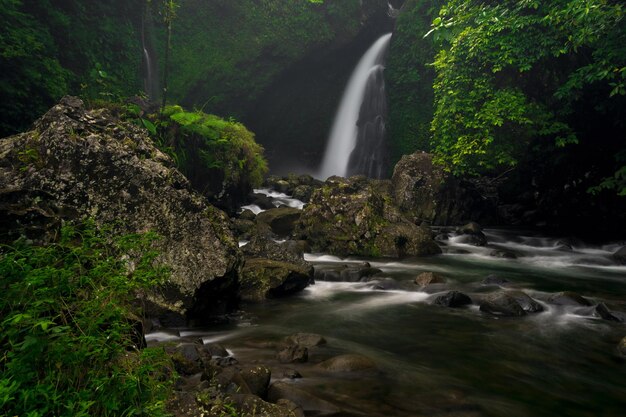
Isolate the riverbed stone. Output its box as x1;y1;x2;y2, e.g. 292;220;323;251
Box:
256;207;302;237
228;393;295;417
316;354;377;372
268;381;340;414
434;291;472;308
547;291;592;307
506;290;544;313
239;365;272;398
482;275;510;286
277;345;308;363
415;272;446;287
240;258;313;302
479;293;527;317
594;303;625;322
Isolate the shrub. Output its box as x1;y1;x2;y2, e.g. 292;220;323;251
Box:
0;222;175;417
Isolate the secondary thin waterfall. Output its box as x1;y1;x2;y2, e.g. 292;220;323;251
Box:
318;33;392;179
141;13;158;100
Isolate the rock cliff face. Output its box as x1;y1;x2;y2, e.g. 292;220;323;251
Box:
0;97;242;325
296;176;441;257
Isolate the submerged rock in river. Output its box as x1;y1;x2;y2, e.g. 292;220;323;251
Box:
296;176;441;258
0;97;242;325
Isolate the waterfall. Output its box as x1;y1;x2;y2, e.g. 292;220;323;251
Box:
141;13;158;100
318;33;392;179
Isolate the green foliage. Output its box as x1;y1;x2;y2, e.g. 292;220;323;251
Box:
165;0;361;116
0;0;143;137
427;0;625;176
155;106;268;199
0;222;174;417
387;0;445;164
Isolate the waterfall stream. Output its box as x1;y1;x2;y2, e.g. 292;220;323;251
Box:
141;14;158;100
318;33;392;179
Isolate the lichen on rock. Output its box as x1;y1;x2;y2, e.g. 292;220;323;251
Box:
0;97;242;325
295;175;441;258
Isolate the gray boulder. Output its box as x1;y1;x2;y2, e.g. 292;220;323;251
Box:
0;97;242;325
296;176;441;258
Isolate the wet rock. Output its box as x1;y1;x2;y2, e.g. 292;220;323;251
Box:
282;369;302;379
239;365;271;398
228;393;295;417
240;258;313;302
277;345;308;363
296;176;441;258
506;290;544;313
0;97;242;324
367;277;403;290
435;233;450;242
292;185;314;203
479;293;527;317
594;303;625;322
613;246;626;265
415;271;446;287
547;291;592;307
241;234;310;269
618;337;626;357
284;333;327;347
239;209;257;221
314;265;347;282
250;192;275;209
482;275;510;286
458;222;483;235
268;381;340;414
456;232;488;246
317;354;377;372
391;152;496;225
201;343;229;358
167;343;203;376
341;265;383;282
276;399;306;417
434;291;472;308
256;207;302;237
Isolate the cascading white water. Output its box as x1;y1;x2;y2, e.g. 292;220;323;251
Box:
318;33;392;179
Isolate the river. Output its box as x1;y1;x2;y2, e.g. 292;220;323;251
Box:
150;225;625;416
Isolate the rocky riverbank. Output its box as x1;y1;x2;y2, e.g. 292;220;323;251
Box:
2;98;624;416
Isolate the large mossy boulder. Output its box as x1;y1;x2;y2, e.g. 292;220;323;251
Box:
240;258;313;302
296;176;441;258
391;152;497;225
0;97;242;325
256;207;302;237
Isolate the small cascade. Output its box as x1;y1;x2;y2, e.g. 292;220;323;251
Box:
318;33;392;179
141;12;159;100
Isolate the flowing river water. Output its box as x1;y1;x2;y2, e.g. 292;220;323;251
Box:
150;193;626;416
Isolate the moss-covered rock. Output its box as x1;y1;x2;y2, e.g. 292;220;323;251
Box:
296;176;441;257
0;97;242;325
240;258;313;302
256;207;302;237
